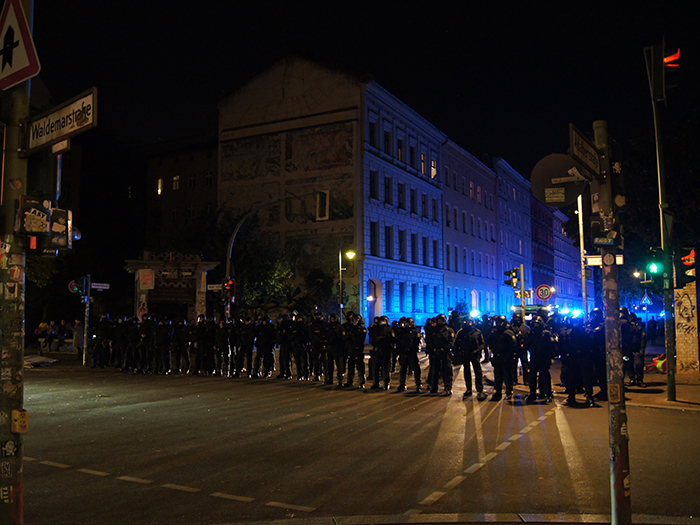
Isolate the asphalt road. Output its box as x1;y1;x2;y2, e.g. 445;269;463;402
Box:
22;357;700;525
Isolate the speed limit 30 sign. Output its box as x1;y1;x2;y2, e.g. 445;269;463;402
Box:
536;285;553;301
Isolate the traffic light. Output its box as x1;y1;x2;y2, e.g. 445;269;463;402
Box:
68;277;86;295
649;38;680;104
675;247;696;289
645;247;664;277
504;267;519;289
222;277;234;293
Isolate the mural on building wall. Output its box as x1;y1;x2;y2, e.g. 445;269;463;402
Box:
285;122;353;172
284;173;354;224
675;287;699;372
221;135;281;181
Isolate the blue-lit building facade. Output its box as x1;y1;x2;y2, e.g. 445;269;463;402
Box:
215;57;589;322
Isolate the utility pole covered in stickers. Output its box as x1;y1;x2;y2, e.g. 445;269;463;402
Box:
0;0;39;522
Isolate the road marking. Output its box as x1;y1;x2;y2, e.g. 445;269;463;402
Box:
418;491;446;506
555;406;596;504
509;433;523;441
211;492;255;503
40;461;71;468
443;475;466;490
496;441;511;451
539;415;547;421
77;468;110;477
162;484;201;493
24;456;36;461
529;420;540;427
520;426;533;434
266;501;316;513
483;452;497;461
463;462;484;474
404;509;422;515
117;476;154;484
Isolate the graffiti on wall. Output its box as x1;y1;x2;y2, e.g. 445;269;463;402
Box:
285;122;353;172
221;135;281;181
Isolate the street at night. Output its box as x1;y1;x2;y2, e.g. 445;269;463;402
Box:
23;354;700;525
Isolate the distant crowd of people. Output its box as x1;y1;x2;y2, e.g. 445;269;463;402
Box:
35;305;649;405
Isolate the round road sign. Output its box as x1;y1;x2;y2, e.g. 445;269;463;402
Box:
536;285;553;301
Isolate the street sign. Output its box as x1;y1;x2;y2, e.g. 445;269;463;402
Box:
90;282;109;290
569;124;600;175
535;285;552;301
26;87;98;153
586;254;624;267
0;0;40;91
640;292;653;306
531;153;587;207
207;284;222;291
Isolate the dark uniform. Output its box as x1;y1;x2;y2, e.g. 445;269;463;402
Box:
525;316;554;403
253;317;277;378
453;318;486;399
371;316;395;390
396;317;422;392
345;315;368;388
235;317;257;378
486;316;517;400
427;314;454;395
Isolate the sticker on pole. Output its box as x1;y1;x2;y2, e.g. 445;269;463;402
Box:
535;285;552;301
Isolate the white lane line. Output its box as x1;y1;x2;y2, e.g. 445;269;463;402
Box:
210;492;255;502
443;475;466;490
265;501;316;513
554;406;596;504
418;491;446;506
483;452;497;462
24;456;36;461
77;468;110;477
40;461;71;468
463;462;485;474
162;484;201;493
520;425;533;434
539;415;547;421
509;433;523;441
496;441;511;451
117;476;154;484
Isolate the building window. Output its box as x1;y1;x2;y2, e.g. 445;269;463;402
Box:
423;236;429;266
454;245;459;273
446;243;451;270
432;198;438;222
462;176;466;195
171;206;177;220
369;170;379;199
462;211;467;233
188;204;195;218
421;152;426;175
422;194;429;218
188;174;195;188
444;166;450;186
369;121;378;148
410;188;417;214
478;253;483;276
463;248;468;274
384;130;392;155
469;181;474;199
431;158;437;179
454;208;458;230
385;226;394;259
410;145;416;169
447;288;451;310
398;230;407;262
470;215;475;236
157;178;163;196
478;218;482;238
471;251;476;275
316;190;329;221
477;186;482;204
205;171;213;186
433;285;439;314
385;281;393;312
445;204;451;227
370;222;379;256
412;283;418;312
433;239;439;268
384;176;393;205
399;282;406;312
397;138;405;162
398;183;406;209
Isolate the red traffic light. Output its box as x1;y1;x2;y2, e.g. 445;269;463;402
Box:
664;48;680;67
223;277;234;292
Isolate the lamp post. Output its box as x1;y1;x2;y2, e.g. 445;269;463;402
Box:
339;242;356;317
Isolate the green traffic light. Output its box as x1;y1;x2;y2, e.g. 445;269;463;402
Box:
648;262;660;274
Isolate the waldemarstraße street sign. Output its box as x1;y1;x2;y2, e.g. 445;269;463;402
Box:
569;123;600;175
531;153;587;207
26;87;98;153
0;0;41;91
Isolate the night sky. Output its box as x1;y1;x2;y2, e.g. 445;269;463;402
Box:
31;1;699;178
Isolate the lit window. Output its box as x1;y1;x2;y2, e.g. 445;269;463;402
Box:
430;158;437;179
157;178;163;195
421;153;426;174
173;175;180;190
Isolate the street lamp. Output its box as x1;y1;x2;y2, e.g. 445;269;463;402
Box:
339;242;356;317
